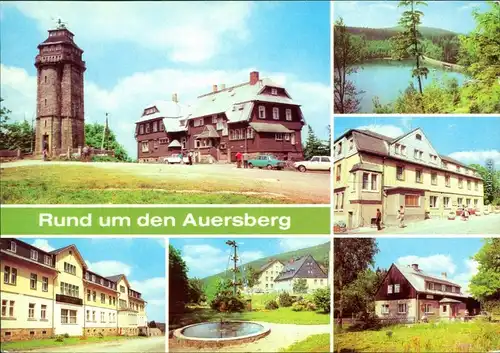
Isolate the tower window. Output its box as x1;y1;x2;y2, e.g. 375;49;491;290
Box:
44;99;47;106
44;120;47;128
44;76;47;84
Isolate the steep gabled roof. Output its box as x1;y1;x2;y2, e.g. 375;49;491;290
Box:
106;274;131;288
50;244;88;269
393;263;468;298
274;255;327;282
258;259;283;274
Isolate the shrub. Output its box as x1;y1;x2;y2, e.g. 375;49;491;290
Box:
313;287;331;313
278;292;294;307
265;299;279;310
55;335;64;342
210;291;246;312
63;333;70;338
92;155;120;163
98;332;104;338
292;301;306;311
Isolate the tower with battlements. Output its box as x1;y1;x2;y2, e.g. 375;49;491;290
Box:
35;22;86;156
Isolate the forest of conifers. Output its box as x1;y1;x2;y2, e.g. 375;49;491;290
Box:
347;26;461;63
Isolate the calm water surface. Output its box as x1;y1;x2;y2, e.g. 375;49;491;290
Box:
182;321;265;339
349;59;467;112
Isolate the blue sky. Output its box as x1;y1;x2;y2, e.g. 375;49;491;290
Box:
25;237;166;322
333;1;491;33
334;117;500;166
373;237;484;294
0;2;330;159
170;237;330;278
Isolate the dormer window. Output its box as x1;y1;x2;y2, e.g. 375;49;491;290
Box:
44;255;52;266
85;272;89;280
416;134;422;140
9;241;17;253
271;88;278;95
91;274;96;282
442;284;446;291
30;250;38;261
152;121;158;132
212;115;217;124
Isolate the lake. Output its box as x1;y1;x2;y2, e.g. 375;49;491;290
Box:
348;59;467;112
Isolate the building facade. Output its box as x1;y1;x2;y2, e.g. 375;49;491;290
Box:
333;128;484;229
374;263;480;322
135;71;305;163
252;260;285;292
0;239;147;342
35;23;86;157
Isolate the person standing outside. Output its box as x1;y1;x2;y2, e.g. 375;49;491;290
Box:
235;151;243;168
398;205;405;228
42;140;48;161
243;152;249;169
376;208;382;231
188;151;193;165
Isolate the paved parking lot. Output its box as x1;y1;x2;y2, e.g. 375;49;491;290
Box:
346;213;500;235
1;160;330;203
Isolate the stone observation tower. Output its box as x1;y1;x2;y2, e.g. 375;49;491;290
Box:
35;20;86;156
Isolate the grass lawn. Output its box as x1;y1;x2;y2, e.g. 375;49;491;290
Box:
0;335;142;351
170;296;330;329
280;333;330;352
0;165;285;204
334;321;500;352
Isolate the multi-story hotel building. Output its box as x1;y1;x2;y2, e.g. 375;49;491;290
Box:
0;239;147;342
333;128;484;229
135;71;305;163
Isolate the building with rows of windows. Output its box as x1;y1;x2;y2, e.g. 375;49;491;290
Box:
135;71;305;163
333;128;484;229
0;238;147;342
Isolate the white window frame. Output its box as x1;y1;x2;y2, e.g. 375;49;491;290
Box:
430;195;439;208
398;303;407;314
212;115;217;124
9;241;16;253
275;133;283;141
387;285;393;294
258;106;266;119
424;303;432;314
42;277;48;292
272;107;279;120
394;284;400;293
285;108;292;121
141;141;149;153
291;132;296;145
152;121;158;132
44;255;52;266
271;88;278;95
41;304;47;319
30;250;38;261
28;303;35;318
443;197;451;209
381;304;390;314
284;133;290;141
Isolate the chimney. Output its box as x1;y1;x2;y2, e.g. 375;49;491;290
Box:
220;83;226;90
442;272;447;279
212;84;218;93
411;264;419;271
172;93;178;103
249;71;259;85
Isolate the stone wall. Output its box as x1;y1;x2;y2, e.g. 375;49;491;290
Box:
83;327;118;337
1;328;54;342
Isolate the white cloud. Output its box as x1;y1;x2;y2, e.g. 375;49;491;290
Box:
448;150;500;167
9;2;255;63
129;277;165;322
397;254;457;275
355;124;405;138
450;259;479;295
279;238;329;252
239;250;265;264
31;239;55;252
182;244;228;277
85;260;132;277
1;64;329;159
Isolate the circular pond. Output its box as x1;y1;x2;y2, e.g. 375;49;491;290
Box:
173;320;271;347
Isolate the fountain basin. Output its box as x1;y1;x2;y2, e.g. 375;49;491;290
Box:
173;320;271;347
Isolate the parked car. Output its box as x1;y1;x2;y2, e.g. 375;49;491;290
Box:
163;154;189;164
293;156;331;172
248;154;285;170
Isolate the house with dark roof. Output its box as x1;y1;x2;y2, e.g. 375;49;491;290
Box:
135;71;305;163
333;128;484;229
273;255;328;294
374;263;480;322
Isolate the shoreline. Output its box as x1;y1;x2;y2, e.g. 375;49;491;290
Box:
358;56;465;73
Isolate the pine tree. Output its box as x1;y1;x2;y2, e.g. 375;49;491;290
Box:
392;1;429;97
484;158;495;205
303;125;324;160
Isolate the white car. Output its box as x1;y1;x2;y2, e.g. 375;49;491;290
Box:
294;156;331;172
163;154;189;164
